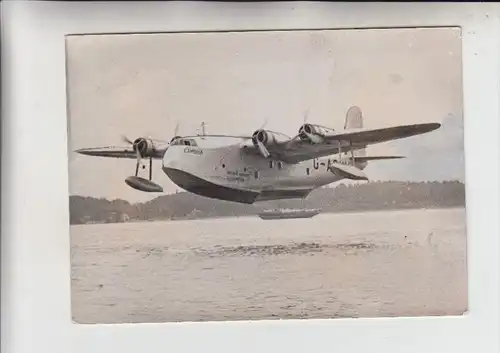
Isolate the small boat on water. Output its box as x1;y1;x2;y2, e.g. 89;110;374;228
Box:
257;208;321;220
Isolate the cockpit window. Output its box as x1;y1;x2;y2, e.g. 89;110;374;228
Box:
171;138;197;147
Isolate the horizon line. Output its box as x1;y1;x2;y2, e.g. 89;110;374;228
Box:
69;179;465;203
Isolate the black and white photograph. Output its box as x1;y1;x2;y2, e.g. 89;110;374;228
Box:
66;27;468;324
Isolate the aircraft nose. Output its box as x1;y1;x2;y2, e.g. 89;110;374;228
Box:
162;145;179;169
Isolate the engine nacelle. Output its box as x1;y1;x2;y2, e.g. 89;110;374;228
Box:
298;123;335;142
133;137;155;157
252;129;279;147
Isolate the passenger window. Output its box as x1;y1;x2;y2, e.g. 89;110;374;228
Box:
184;140;190;146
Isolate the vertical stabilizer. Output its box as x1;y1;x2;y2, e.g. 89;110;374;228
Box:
344;106;363;129
344;106;365;158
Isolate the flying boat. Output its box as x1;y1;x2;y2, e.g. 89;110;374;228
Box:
75;106;441;204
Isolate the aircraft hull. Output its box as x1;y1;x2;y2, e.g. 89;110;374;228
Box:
161;142;344;204
163;166;259;204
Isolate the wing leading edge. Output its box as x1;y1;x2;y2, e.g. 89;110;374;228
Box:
75;146;164;159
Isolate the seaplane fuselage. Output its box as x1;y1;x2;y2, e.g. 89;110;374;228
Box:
162;135;364;204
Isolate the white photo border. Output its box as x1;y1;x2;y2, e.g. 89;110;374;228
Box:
2;2;499;353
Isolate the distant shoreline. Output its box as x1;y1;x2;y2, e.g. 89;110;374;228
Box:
70;205;466;227
69;180;466;225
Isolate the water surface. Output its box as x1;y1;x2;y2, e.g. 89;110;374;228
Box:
70;208;468;323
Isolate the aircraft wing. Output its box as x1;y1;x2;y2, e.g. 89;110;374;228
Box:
244;122;441;164
321;122;441;146
74;146;164;159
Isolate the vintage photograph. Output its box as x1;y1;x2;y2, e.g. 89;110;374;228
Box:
66;27;467;324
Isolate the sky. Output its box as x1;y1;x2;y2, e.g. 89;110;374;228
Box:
66;27;464;202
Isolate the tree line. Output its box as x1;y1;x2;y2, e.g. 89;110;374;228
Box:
69;180;466;225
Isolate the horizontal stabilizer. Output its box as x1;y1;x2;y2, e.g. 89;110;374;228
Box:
329;162;368;181
353;155;405;162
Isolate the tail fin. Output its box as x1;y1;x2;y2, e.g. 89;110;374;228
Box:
344;106;363;129
344;106;365;157
343;107;405;166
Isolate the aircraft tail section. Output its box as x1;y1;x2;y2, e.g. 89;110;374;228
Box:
344;106;363;129
351;154;404;172
342;107;404;164
344;106;365;157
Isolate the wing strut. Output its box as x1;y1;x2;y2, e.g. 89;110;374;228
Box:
135;149;141;176
326;139;368;181
126;151;163;192
149;157;153;181
349;139;355;165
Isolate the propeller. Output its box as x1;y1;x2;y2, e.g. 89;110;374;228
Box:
121;135;135;145
303;108;310;123
120;122;177;177
121;121;181;152
259;118;268;130
119;136;146;176
119;121;182;180
134;147;142;176
255;136;271;158
252;117;272;158
287;108;311;144
121;135;147;155
300;122;324;144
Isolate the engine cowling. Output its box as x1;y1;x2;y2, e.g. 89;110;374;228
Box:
298;123;335;142
251;129;279;147
133;137;155;157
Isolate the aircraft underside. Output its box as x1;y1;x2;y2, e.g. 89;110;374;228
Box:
163;166;313;204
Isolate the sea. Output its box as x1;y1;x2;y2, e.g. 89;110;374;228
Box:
70;207;468;324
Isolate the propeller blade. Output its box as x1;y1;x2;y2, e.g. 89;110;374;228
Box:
173;122;180;137
134;147;141;177
136;148;142;163
303;108;310;123
256;139;270;158
121;135;134;145
259;118;268;130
